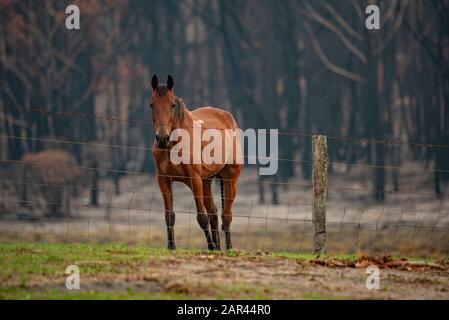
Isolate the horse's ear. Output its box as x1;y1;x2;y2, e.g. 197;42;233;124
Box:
151;75;158;90
167;75;174;90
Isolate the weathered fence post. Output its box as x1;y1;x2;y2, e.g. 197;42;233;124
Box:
312;135;328;256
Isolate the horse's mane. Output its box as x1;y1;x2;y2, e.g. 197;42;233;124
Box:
174;97;186;122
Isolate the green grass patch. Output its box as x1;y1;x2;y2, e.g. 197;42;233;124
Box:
0;288;193;300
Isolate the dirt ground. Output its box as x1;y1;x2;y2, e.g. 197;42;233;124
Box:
57;254;449;299
75;256;449;299
1;244;448;300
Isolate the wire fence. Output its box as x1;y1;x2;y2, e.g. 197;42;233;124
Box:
0;105;448;256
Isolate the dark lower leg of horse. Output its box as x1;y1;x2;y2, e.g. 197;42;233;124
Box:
165;211;176;250
197;213;216;251
209;212;221;250
224;230;232;250
222;212;233;250
166;227;175;250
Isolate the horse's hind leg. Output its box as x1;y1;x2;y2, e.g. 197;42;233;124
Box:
203;178;220;250
219;165;241;250
157;175;176;250
190;175;215;250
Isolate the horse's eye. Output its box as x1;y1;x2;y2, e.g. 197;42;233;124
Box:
149;103;153;108
172;104;176;108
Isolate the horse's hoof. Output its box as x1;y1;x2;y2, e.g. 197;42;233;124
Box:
208;244;217;251
167;243;176;250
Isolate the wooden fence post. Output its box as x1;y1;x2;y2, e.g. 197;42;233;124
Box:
312;135;328;256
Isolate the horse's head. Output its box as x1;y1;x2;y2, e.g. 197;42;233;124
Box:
149;74;182;149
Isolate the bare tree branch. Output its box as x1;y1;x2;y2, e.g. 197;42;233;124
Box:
303;21;365;83
302;1;366;64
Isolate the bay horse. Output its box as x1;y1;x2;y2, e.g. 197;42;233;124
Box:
150;75;242;251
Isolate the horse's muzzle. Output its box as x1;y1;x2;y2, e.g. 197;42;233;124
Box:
155;134;170;149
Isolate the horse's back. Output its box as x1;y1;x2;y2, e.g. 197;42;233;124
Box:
192;106;239;130
192;106;242;171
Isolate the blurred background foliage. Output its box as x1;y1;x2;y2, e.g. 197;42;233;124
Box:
1;0;449;202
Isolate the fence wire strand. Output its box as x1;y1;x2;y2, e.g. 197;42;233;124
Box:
0;105;448;254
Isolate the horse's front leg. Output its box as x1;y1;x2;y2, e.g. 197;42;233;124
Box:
157;175;176;250
190;175;216;250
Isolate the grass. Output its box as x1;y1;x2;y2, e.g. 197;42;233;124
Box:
0;243;443;300
0;243;205;299
0;288;193;300
0;243;311;282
